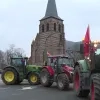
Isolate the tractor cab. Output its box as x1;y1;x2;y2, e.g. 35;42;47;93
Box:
45;55;74;78
10;57;28;66
46;55;73;70
92;48;100;72
94;48;100;67
80;43;100;73
10;57;28;74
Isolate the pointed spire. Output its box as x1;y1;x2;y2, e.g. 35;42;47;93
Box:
45;0;58;18
40;0;63;21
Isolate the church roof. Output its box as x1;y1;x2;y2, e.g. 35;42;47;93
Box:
40;0;63;21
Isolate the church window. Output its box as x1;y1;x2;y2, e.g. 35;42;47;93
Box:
42;25;44;32
54;23;56;31
46;23;49;31
59;24;61;32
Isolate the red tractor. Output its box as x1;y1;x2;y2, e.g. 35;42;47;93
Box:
40;55;74;90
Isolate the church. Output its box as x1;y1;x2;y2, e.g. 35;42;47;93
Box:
30;0;66;65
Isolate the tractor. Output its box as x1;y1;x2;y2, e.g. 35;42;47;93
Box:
40;55;74;90
73;27;100;100
1;57;42;85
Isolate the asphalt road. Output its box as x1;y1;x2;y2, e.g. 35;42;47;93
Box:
0;76;89;100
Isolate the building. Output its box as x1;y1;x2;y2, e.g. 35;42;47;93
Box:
30;0;66;65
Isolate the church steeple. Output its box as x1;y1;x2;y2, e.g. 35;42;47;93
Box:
41;0;63;21
45;0;58;18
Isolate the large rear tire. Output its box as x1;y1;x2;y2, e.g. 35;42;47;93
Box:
57;73;69;90
1;68;18;85
40;68;53;87
74;66;89;97
28;72;40;85
90;74;100;100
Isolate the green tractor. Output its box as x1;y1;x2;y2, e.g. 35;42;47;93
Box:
73;41;100;99
1;57;42;85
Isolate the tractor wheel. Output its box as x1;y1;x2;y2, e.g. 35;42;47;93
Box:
28;72;40;85
40;68;53;87
57;73;69;90
1;68;18;85
90;74;100;100
74;66;89;97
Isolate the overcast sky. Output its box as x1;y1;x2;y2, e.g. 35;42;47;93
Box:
0;0;100;57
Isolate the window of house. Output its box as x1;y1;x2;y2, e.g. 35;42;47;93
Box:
54;23;56;31
42;25;44;32
46;23;49;31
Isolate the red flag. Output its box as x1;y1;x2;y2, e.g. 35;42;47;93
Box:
83;25;91;57
47;51;51;56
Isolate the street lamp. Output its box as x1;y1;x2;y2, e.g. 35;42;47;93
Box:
82;38;100;48
94;44;97;48
92;40;100;48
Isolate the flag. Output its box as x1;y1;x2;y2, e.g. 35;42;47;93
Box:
83;25;91;57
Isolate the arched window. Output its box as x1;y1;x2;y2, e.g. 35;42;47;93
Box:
46;23;49;31
54;23;56;31
59;24;61;32
42;25;44;32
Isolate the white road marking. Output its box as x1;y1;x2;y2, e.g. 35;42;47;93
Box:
22;87;32;90
18;86;38;91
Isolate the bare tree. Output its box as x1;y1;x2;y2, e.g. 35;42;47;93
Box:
5;44;26;64
0;50;6;69
66;49;83;64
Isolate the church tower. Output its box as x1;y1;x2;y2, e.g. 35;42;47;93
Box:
30;0;66;65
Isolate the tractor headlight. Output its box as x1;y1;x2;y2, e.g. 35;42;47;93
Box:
70;71;73;74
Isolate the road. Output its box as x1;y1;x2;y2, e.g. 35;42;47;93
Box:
0;77;89;100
